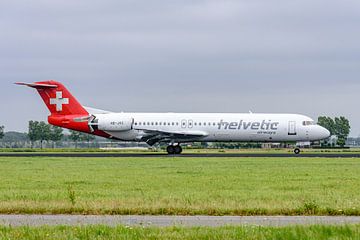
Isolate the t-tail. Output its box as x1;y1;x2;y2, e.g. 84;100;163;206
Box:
16;80;88;116
16;80;108;137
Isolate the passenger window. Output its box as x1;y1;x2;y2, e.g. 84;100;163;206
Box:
303;121;315;126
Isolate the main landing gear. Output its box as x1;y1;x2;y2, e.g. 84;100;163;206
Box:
167;145;183;155
294;148;301;155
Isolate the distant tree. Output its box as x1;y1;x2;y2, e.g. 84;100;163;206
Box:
334;116;351;147
318;116;351;147
0;126;4;139
28;121;52;149
69;130;82;149
1;131;28;142
28;121;39;148
38;122;51;149
49;126;64;148
80;133;96;148
69;130;96;148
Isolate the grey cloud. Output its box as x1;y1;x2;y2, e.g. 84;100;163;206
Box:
0;0;359;135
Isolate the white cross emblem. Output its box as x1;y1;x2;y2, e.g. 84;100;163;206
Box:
50;91;69;112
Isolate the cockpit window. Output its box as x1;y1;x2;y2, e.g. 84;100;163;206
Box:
303;121;316;126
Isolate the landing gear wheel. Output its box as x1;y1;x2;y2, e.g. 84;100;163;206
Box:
174;145;182;155
167;145;175;155
294;148;301;155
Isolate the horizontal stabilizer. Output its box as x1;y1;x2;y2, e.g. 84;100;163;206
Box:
15;82;58;89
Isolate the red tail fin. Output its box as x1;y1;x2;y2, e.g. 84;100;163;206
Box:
16;80;88;116
16;80;114;136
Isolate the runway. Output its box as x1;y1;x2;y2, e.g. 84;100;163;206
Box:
0;215;360;227
0;153;360;158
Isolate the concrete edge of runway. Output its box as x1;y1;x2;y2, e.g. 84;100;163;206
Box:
0;215;360;227
0;153;360;158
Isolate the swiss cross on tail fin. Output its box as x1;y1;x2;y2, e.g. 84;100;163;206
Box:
50;91;69;112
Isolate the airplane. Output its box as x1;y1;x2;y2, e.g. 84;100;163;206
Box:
16;80;331;154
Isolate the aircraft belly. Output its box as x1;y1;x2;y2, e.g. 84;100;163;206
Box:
104;130;139;141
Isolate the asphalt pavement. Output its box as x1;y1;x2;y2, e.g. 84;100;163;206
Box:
0;153;360;158
0;215;360;227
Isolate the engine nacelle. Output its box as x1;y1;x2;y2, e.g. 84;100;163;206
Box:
91;114;133;131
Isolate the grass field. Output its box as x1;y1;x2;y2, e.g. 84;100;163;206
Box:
0;156;359;215
0;225;359;240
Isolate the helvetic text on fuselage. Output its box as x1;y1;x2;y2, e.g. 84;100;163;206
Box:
218;120;279;130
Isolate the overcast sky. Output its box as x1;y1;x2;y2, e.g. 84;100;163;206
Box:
1;0;360;136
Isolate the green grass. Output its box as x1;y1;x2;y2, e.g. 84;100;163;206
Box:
0;156;360;215
0;225;359;240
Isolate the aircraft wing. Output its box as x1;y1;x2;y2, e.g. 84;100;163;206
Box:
135;128;208;146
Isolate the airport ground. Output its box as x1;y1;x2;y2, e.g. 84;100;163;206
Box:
1;147;360;154
1;152;360;239
0;225;360;240
0;156;359;215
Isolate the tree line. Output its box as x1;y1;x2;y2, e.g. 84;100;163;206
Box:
28;121;95;148
317;116;350;147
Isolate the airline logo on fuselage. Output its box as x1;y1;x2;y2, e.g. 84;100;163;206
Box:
218;120;279;130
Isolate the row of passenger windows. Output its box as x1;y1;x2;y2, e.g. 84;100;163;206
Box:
134;122;217;127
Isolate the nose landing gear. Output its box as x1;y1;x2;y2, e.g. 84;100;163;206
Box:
167;144;183;155
294;148;301;155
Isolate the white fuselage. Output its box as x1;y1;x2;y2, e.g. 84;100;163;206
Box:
95;113;330;143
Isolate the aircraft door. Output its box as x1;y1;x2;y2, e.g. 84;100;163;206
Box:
288;121;297;135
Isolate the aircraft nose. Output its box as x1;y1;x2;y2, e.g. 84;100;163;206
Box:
319;126;331;139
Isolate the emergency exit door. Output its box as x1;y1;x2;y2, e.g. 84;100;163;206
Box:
288;121;297;135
